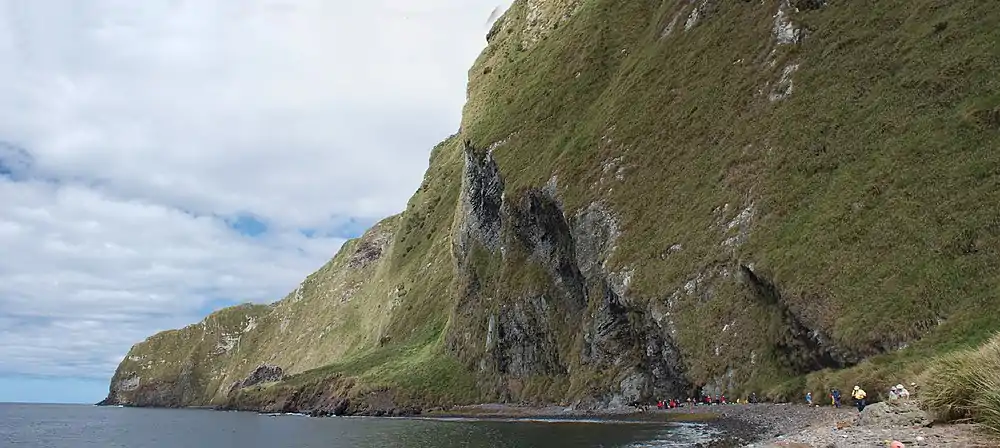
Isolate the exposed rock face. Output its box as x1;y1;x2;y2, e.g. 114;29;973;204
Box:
348;232;389;269
228;364;285;395
457;141;505;253
103;361;203;408
773;0;802;45
505;188;587;309
488;298;566;377
452;141;690;405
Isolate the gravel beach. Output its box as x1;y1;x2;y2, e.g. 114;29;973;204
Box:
424;402;993;447
666;402;990;448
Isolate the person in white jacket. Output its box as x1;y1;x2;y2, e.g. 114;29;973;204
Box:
895;384;910;399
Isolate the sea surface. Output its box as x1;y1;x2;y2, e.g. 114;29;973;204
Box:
0;403;717;447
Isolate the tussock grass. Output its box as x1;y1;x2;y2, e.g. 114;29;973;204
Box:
920;334;1000;433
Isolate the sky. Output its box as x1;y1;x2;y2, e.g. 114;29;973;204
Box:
0;0;511;404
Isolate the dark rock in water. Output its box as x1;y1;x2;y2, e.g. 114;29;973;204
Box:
332;399;350;416
228;364;285;395
397;406;421;417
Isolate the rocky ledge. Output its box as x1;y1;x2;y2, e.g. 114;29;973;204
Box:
228;364;286;395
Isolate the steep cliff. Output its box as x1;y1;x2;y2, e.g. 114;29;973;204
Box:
103;0;1000;411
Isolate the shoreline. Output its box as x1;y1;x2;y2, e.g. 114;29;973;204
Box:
101;400;762;446
99;400;990;447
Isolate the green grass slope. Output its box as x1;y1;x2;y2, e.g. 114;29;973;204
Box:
461;0;999;398
105;0;1000;409
106;134;486;409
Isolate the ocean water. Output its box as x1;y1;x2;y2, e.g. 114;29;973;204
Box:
0;403;716;447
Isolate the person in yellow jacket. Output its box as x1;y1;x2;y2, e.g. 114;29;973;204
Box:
852;386;868;412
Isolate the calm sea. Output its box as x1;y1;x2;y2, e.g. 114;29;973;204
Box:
0;403;716;447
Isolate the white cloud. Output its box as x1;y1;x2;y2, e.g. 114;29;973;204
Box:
0;0;505;382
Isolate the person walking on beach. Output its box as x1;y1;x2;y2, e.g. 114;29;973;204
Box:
806;392;813;405
852;386;867;412
830;389;842;408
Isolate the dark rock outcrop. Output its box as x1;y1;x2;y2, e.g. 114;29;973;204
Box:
453;142;690;405
457;140;505;254
505;189;587;310
739;265;855;372
487;296;566;377
229;364;285;395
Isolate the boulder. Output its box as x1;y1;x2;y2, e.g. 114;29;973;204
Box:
857;401;931;428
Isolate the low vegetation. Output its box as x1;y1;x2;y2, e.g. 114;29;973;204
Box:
920;333;1000;434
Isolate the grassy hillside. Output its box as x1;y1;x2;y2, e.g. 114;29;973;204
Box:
104;0;1000;410
461;0;999;396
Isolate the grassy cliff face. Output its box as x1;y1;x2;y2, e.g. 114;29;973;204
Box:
461;0;1000;397
105;0;1000;410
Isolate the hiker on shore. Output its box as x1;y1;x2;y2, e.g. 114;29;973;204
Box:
831;389;842;408
889;385;900;400
852;386;867;412
895;384;910;399
806;392;813;405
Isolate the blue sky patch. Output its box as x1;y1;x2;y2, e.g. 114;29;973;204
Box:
299;216;373;240
226;214;268;237
0;142;34;180
0;375;107;404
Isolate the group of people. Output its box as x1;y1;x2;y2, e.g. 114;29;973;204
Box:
805;387;865;410
888;384;912;400
655;392;761;410
804;383;914;412
651;381;915;413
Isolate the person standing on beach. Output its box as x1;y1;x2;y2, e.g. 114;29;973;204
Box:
831;389;842;408
896;384;910;399
852;386;867;412
806;392;813;405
